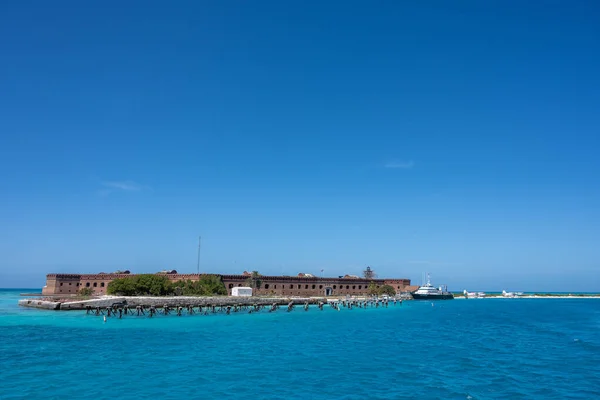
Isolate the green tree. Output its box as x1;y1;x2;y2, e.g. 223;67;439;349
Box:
107;277;136;296
107;274;226;296
133;274;172;296
378;285;396;296
172;279;193;295
107;274;173;296
169;276;226;296
197;275;227;295
367;281;380;296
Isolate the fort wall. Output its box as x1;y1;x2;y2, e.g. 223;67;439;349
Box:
42;273;412;297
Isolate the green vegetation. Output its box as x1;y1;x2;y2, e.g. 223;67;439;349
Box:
245;271;262;291
107;274;173;296
367;281;379;295
172;275;227;296
367;281;396;296
78;287;94;297
378;285;396;296
106;274;227;296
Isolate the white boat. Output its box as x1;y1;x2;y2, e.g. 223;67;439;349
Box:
412;274;454;300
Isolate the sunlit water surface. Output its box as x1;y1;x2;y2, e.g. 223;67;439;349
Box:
1;289;600;399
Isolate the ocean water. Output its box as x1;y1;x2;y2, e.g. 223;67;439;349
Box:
1;290;600;400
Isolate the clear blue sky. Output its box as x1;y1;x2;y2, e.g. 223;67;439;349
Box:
1;1;599;291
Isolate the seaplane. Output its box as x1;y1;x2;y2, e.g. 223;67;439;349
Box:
463;290;486;299
502;290;523;298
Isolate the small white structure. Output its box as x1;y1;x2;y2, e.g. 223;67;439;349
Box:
231;287;253;297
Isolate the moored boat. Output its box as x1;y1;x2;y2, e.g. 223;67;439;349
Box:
411;274;454;300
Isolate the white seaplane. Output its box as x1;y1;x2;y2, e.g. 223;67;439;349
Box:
463;290;486;298
502;290;523;298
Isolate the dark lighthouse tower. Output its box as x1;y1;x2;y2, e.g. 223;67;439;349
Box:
363;266;376;279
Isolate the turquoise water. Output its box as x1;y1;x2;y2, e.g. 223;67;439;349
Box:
1;289;600;399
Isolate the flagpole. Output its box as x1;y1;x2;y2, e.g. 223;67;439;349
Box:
197;236;201;275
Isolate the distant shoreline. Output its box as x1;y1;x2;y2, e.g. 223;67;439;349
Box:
454;294;600;299
17;292;600;311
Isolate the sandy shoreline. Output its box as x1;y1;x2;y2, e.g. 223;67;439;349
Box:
455;295;600;299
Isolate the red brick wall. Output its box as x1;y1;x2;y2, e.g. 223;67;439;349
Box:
222;276;394;297
44;274;81;295
383;279;411;292
44;273;411;296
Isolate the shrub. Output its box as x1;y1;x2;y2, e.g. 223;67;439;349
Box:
172;275;227;296
198;274;227;295
378;285;396;296
367;281;380;296
367;282;396;297
107;274;173;296
107;274;227;296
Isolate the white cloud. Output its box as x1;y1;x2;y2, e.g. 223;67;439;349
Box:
385;160;414;169
102;181;144;191
99;180;148;195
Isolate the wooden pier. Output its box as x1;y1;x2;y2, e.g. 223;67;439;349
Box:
18;296;403;314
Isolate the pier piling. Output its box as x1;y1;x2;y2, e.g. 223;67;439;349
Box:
37;294;406;319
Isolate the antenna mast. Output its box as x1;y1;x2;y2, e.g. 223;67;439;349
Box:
197;236;201;275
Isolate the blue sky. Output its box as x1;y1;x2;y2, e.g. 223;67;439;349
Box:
1;1;599;291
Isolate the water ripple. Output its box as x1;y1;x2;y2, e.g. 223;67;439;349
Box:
1;295;600;399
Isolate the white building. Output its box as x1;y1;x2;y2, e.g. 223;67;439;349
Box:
231;287;253;297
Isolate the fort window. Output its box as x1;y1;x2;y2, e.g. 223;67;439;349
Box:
319;285;323;289
290;284;293;289
60;283;63;286
312;285;315;289
93;282;97;287
238;284;242;286
298;285;301;289
359;285;362;290
274;285;277;289
264;284;270;289
333;285;336;289
229;284;234;289
352;286;355;290
69;282;72;285
86;282;90;287
398;286;400;289
100;282;105;287
305;285;308;289
346;285;349;289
